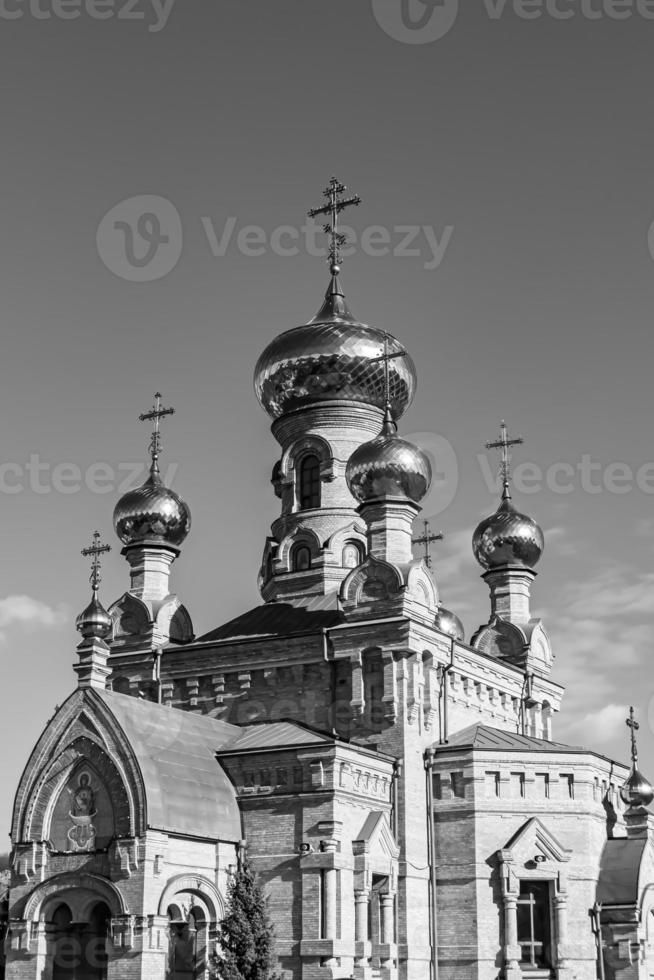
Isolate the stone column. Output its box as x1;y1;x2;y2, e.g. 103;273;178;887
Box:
380;894;395;945
503;895;521;980
554;894;569;967
355;889;370;943
320;837;339;941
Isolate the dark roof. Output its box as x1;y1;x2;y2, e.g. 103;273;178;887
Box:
197;594;343;642
597;838;648;905
98;690;243;842
437;723;582;754
219;720;333;753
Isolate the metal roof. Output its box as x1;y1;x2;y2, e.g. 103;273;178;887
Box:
197;594;343;642
98;690;243;842
597;838;647;905
219;720;333;753
436;723;582;753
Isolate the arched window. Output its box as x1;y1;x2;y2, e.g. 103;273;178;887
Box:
298;454;321;510
343;541;363;568
167;902;208;980
50;901;109;980
291;545;312;572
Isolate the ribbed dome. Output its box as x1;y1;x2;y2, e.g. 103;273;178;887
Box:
434;606;465;641
113;467;191;547
76;594;112;640
620;767;654;808
254;277;416;421
473;492;544;570
346;407;431;504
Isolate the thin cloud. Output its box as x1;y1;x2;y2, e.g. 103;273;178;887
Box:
0;595;67;636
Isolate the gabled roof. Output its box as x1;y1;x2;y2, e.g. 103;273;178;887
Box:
97;690;243;842
197;594;343;643
597;838;648;905
436;723;582;754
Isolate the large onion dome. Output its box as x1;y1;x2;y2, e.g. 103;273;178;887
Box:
434;606;465;641
76;593;112;640
473;486;544;570
113;464;191;548
346;405;431;504
254;276;417;421
620;767;654;809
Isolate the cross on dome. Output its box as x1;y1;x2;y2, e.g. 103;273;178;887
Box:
485;420;524;500
81;531;111;596
139;392;175;474
308;177;361;274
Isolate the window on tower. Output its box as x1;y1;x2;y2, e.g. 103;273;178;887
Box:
291;545;312;572
298;454;321;510
343;541;363;568
516;881;552;969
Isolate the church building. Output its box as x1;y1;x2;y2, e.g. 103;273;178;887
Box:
4;180;654;980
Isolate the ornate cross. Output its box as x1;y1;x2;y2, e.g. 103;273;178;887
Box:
627;706;640;766
368;332;408;407
485;420;524;494
81;531;111;594
412;520;444;569
139;392;175;468
308;177;361;271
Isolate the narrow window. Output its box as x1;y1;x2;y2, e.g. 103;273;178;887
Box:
450;771;465;799
343;541;363;568
299;454;321;510
535;772;550;798
292;545;312;571
511;771;526;798
561;772;574;799
486;771;501;797
517;881;552;968
432;772;443;800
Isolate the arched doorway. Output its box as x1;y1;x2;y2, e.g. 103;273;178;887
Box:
49;900;110;980
167;904;207;980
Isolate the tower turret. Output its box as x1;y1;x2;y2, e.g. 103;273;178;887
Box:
254;179;417;603
471;422;551;676
109;392;193;650
75;531;112;689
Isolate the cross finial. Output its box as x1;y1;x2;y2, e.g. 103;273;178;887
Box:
308;177;361;274
139;392;175;474
627;706;640;766
485;420;524;500
81;531;111;596
368;332;408;417
412;520;444;569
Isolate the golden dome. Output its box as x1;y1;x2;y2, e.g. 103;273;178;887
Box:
346;407;431;504
620;767;654;809
76;593;112;640
473;491;544;570
113;466;191;548
254;277;417;420
434;606;465;641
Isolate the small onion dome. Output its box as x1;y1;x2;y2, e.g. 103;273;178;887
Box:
113;465;191;547
434;606;464;641
76;593;112;640
472;488;544;570
346;406;432;504
254;276;417;421
620;767;654;808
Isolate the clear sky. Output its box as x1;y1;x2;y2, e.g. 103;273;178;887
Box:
2;0;654;840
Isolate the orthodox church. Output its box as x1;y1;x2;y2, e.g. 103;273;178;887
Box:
4;180;654;980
